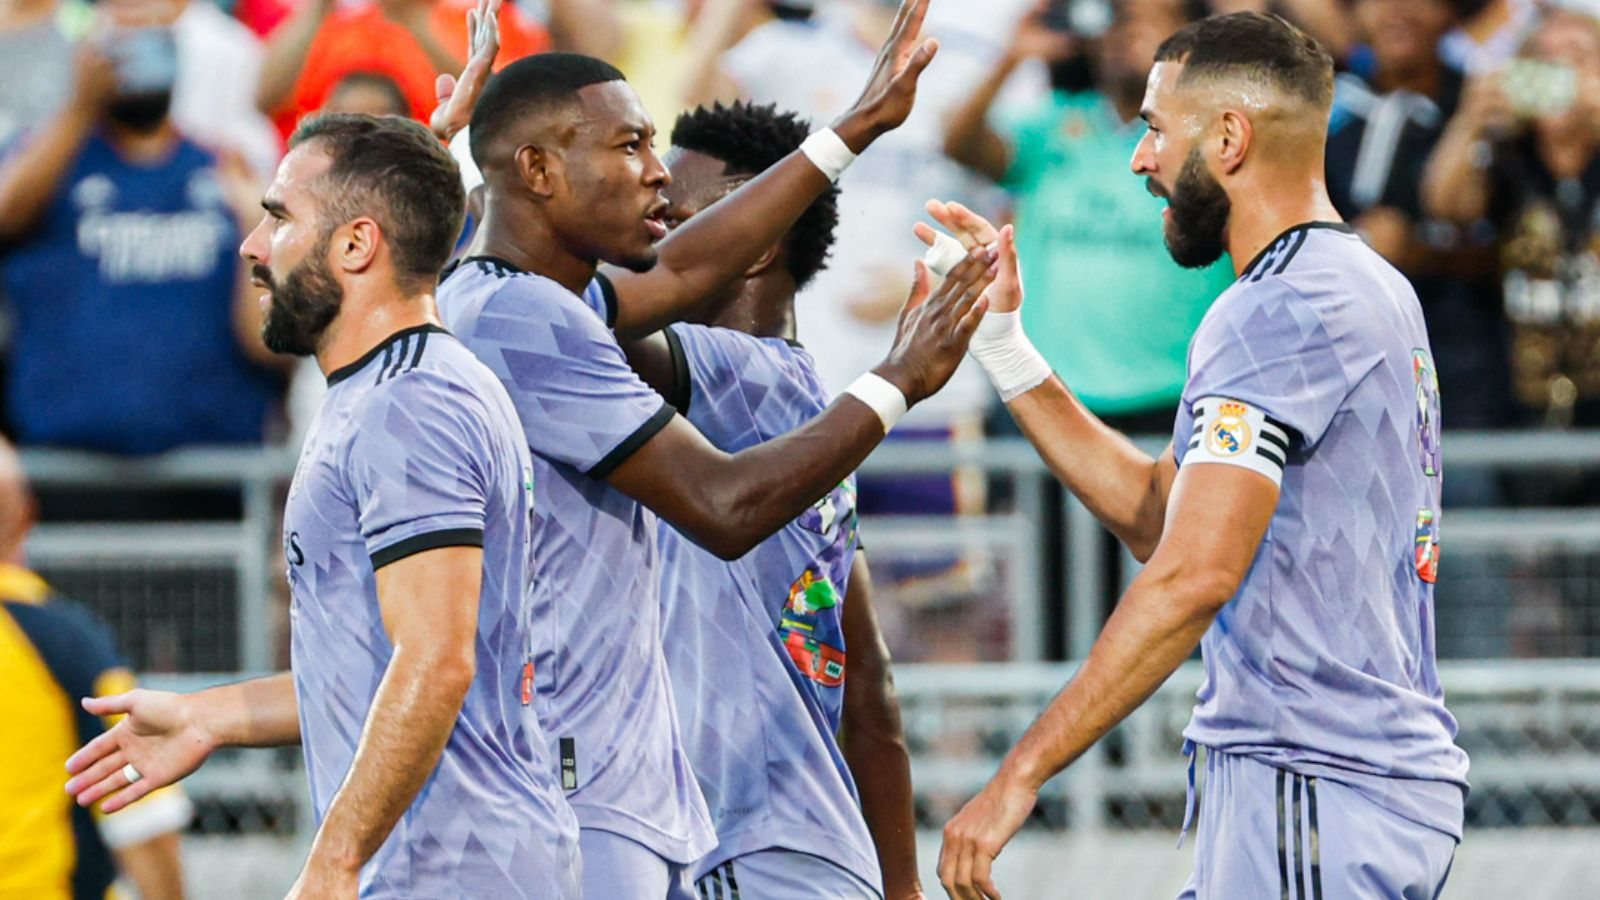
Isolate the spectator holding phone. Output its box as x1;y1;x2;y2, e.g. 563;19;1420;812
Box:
943;0;1232;433
1425;8;1600;428
0;8;284;459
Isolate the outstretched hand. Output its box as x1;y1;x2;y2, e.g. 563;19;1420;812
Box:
430;0;503;141
916;200;1022;314
875;247;996;405
834;0;940;152
64;690;217;814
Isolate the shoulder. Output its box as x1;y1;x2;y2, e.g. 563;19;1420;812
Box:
5;597;124;687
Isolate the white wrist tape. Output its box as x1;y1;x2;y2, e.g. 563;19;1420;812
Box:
799;128;857;183
923;229;968;277
845;372;908;433
449;126;483;193
969;310;1051;402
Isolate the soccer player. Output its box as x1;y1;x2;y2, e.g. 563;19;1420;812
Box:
434;2;991;892
934;13;1469;900
617;101;920;899
64;114;580;899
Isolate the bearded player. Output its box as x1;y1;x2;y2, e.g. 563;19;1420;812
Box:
64;115;580;898
934;13;1468;899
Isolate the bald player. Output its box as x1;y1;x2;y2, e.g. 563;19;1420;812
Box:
934;14;1468;900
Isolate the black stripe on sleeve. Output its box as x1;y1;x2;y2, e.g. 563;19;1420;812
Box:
663;326;692;416
370;527;484;570
594;271;620;329
585;402;675;480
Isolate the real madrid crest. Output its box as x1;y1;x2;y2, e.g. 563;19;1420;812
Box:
1206;401;1253;457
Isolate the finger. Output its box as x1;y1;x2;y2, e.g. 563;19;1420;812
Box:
435;72;456;105
67;749;127;807
899;0;931;51
948;262;998;324
903;260;932;313
97;775;155;814
945;201;1000;244
955;296;990;341
937;835;959;898
66;727;124;776
999;224;1021;281
82;693;135;718
466;8;477;50
972;850;1001;900
953;841;977;900
913;222;937;249
939;247;996;304
892;37;939;84
925;200;981;249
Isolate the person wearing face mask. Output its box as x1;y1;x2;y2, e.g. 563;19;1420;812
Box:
0;17;284;467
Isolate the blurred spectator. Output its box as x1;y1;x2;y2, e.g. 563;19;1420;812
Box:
1328;0;1512;440
321;69;412;116
1202;0;1356;60
169;0;283;180
0;436;192;899
0;27;284;457
1425;9;1600;429
1441;0;1539;74
256;0;550;137
944;1;1233;432
0;0;85;147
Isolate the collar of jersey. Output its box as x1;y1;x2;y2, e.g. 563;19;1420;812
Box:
0;563;51;605
1240;220;1356;279
325;323;452;387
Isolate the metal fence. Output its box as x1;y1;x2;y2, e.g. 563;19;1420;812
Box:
18;432;1600;841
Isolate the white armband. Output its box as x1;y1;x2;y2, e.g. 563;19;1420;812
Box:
449;126;483;193
968;310;1051;402
1183;396;1291;485
845;371;908;433
799;128;857;183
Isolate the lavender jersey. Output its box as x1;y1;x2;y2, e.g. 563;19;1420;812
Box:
283;324;580;898
655;325;880;889
436;259;715;864
1173;223;1470;839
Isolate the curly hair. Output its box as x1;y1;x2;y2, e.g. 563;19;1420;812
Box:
670;101;840;290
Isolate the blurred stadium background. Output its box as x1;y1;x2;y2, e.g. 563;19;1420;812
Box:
6;0;1600;897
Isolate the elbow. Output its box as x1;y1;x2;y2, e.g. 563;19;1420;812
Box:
698;524;761;562
1171;567;1241;619
425;648;478;700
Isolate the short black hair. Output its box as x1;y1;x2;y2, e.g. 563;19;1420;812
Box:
469;52;626;166
1154;12;1334;110
670;101;839;289
328;70;410;117
289;113;465;284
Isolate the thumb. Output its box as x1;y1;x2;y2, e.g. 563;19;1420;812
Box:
435;72;457;105
903;259;932;313
892;38;939;85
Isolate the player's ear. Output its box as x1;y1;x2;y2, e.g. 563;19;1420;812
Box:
744;244;781;279
1216;109;1251;175
334;217;381;275
515;144;559;199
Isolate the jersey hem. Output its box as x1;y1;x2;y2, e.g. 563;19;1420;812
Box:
695;827;884;895
571;809;718;866
370;527;484;569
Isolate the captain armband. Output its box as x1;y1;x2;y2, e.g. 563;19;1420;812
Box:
1184;397;1291;486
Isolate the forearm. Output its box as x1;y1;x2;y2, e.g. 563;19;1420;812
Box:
1006;378;1168;559
0;104;96;241
113;832;186;900
611;151;833;337
1421;124;1491;223
1000;569;1223;791
256;2;328;113
192;673;301;749
841;667;919;898
678;0;756;107
305;647;472;873
944;54;1016;180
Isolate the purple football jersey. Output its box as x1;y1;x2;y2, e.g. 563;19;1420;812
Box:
1173;223;1470;839
283;324;580;898
656;324;880;888
436;259;716;865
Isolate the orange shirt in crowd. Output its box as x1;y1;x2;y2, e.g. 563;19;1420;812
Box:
272;0;551;137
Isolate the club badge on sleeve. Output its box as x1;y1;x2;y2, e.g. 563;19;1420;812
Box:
1186;396;1290;484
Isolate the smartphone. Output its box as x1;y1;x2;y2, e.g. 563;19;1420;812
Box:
104;27;178;96
1500;58;1578;119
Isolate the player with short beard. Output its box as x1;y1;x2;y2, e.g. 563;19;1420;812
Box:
933;13;1469;900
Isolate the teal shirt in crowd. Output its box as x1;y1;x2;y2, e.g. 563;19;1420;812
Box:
1000;91;1235;416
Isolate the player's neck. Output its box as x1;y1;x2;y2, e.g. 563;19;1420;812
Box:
703;280;796;341
314;289;443;380
1225;177;1343;278
471;201;597;297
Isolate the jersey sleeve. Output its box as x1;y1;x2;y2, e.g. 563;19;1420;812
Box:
1185;279;1351;457
671;324;798;450
469;278;674;478
344;371;493;569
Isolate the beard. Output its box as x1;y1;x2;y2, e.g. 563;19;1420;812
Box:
1155;148;1232;270
259;247;343;357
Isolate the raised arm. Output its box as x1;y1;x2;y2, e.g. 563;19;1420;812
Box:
938;462;1278;900
256;0;335;114
603;0;940;338
609;250;994;560
1421;75;1513;225
943;4;1074;182
918;203;1177;559
838;549;922;900
290;546;482;897
0;46;114;243
66;673;301;814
